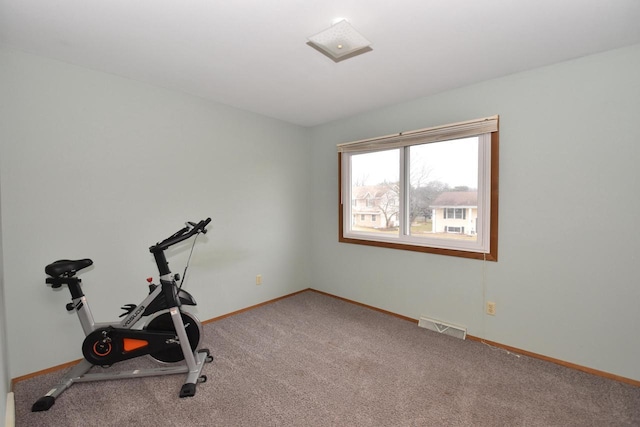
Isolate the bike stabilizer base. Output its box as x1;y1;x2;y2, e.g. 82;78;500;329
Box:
31;348;212;412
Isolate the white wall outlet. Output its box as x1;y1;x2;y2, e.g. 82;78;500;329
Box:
256;274;262;285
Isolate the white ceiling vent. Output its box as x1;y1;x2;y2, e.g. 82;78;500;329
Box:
307;19;371;61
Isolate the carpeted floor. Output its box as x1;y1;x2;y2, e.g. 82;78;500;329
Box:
12;290;640;426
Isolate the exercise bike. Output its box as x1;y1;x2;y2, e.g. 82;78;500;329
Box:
32;218;214;412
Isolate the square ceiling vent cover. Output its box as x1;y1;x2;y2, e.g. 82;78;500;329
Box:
308;20;371;60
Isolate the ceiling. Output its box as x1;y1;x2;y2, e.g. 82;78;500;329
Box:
1;1;640;127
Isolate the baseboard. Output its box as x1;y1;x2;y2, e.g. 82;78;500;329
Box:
11;359;82;390
310;289;640;388
5;392;14;427
11;287;640;389
308;289;418;323
201;289;309;325
465;336;640;387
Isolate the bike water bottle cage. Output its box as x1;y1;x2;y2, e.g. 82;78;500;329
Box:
119;304;137;318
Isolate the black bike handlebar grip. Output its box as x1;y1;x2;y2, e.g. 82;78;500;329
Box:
201;217;212;233
150;218;212;252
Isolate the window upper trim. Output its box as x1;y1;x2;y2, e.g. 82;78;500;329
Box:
337;115;498;153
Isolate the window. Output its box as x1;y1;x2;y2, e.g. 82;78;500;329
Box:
444;208;467;220
338;116;499;261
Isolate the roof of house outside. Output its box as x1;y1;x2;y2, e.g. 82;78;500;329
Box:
430;191;477;207
352;185;395;200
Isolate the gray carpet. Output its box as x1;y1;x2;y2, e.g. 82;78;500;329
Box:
12;290;640;426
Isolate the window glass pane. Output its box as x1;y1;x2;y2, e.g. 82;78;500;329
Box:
409;137;478;242
350;149;399;236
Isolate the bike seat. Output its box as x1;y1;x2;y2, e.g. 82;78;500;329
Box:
45;259;93;277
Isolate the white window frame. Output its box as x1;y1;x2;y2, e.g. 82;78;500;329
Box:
338;116;499;261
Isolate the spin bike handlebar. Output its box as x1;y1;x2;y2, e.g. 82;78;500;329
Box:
150;218;211;254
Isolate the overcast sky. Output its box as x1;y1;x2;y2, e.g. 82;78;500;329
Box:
351;137;478;188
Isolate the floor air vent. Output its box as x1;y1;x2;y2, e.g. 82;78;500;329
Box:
418;316;467;340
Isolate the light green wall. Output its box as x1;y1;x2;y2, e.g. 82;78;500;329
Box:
1;43;639;384
310;44;640;381
0;48;311;377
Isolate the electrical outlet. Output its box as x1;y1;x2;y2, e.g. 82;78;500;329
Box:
256;274;262;285
486;301;496;316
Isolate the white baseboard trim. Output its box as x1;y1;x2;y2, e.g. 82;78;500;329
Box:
4;392;14;427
